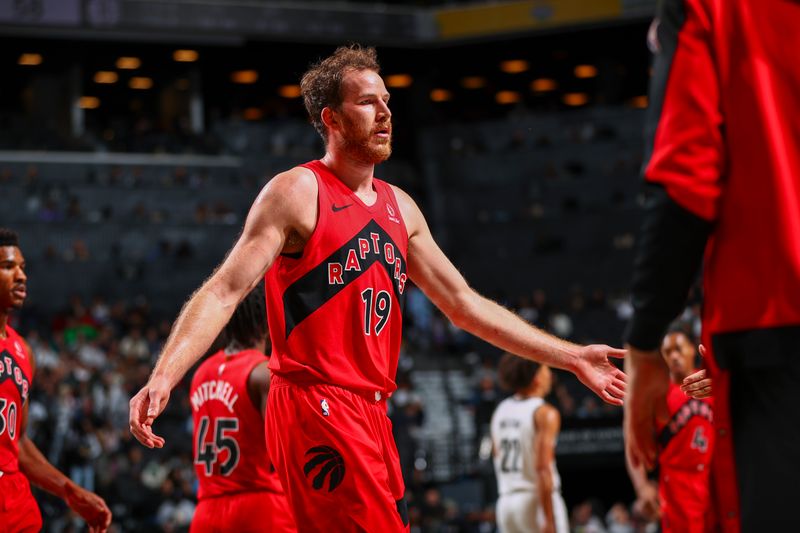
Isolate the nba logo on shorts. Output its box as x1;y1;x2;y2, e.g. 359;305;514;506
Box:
386;203;400;224
320;398;330;417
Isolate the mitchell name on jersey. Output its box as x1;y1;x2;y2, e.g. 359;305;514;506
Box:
191;379;239;413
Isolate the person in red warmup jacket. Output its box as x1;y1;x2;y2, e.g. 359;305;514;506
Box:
624;1;800;531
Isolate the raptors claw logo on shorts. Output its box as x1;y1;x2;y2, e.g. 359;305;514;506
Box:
303;446;345;492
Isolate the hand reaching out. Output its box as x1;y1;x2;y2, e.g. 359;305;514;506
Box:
572;344;627;406
681;344;713;399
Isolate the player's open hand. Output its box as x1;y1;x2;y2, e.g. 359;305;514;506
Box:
572;344;627;405
129;375;171;448
681;344;712;398
64;482;112;533
624;347;669;471
681;369;711;398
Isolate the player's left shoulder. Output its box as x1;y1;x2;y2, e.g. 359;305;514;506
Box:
388;184;425;235
534;402;561;429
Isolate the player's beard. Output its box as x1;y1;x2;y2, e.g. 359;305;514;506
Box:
340;114;392;165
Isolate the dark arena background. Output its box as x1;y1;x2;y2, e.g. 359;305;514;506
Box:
0;0;691;531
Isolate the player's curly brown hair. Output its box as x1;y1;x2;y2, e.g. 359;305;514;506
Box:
300;44;381;142
497;352;541;393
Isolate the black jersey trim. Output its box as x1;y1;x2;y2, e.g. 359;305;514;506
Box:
282;219;407;339
657;397;713;450
0;349;30;403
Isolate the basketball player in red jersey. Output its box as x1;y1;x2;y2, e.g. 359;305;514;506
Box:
190;284;296;533
129;46;626;532
0;228;112;532
627;331;713;533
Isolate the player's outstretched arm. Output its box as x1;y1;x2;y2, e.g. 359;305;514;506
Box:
19;344;112;533
129;168;317;448
393;186;626;405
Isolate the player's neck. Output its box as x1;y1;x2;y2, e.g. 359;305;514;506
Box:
0;312;8;338
320;150;375;195
515;385;544;399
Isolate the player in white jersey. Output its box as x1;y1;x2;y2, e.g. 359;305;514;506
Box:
490;353;569;533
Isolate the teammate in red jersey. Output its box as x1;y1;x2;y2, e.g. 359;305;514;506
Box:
627;331;713;533
190;284;296;533
624;1;800;530
0;228;112;533
130;45;626;532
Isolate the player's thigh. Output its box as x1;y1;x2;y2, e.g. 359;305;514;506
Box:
192;493;297;533
551;492;570;533
266;383;407;532
496;492;538;533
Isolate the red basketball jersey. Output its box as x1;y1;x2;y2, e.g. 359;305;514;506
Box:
265;160;409;397
190;349;282;499
658;383;714;471
0;326;32;473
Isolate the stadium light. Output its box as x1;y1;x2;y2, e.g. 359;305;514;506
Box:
430;89;453;102
530;78;558;93
574;65;598;79
231;70;258;84
18;53;42;66
495;91;521;104
279;85;301;98
243;108;263;120
78;97;100;109
461;76;487;89
563;92;589;106
116;57;141;70
386;74;413;88
93;71;118;84
129;77;153;90
500;60;529;74
173;49;199;62
629;95;648;109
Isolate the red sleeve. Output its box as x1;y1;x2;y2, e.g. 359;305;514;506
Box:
645;0;724;222
625;0;718;350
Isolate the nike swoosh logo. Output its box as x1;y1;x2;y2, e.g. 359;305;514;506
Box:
332;204;353;212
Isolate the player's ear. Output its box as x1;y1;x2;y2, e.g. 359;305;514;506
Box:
321;107;338;131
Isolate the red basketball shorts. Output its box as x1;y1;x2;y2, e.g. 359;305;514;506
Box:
0;471;42;533
190;490;297;533
265;376;409;533
659;468;712;533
